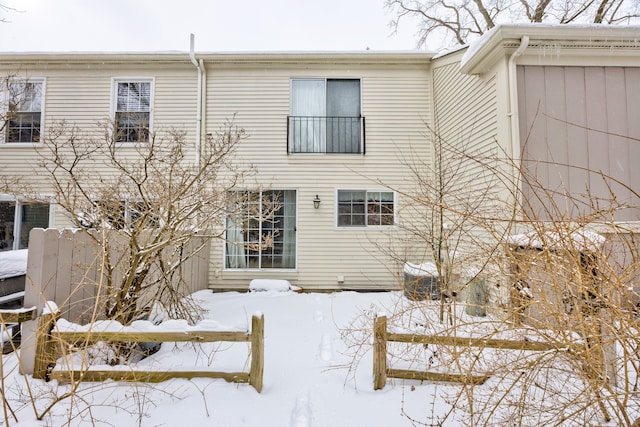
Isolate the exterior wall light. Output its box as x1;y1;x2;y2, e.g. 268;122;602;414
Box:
313;194;321;209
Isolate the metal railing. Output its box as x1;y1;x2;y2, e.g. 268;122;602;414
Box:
287;116;365;154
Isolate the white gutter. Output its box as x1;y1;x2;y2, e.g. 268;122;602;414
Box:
507;36;529;159
190;34;206;166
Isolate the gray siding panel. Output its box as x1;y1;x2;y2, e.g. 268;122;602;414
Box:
518;65;640;221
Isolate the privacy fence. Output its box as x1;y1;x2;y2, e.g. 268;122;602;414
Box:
21;228;211;375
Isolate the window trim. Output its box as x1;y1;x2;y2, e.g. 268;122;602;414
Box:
335;189;397;229
1;78;46;146
0;196;53;251
224;189;298;272
110;77;155;145
84;198;159;230
289;77;364;155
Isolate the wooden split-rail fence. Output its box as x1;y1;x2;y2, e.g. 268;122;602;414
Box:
373;314;587;390
33;311;265;393
0;307;37;353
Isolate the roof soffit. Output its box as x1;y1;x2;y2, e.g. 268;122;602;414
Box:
460;24;640;75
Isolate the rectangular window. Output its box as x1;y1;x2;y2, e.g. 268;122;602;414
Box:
114;80;151;143
226;190;297;269
337;190;394;227
289;79;362;154
0;200;49;251
87;199;157;229
4;81;43;143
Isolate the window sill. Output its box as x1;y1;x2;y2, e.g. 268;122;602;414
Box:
0;142;43;148
222;268;298;273
114;141;150;148
287;152;364;156
335;225;398;230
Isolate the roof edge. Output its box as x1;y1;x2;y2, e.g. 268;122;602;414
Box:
0;50;435;64
460;24;640;75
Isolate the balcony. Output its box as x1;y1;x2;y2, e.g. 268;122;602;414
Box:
287;116;365;154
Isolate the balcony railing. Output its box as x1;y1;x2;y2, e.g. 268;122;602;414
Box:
287;116;365;154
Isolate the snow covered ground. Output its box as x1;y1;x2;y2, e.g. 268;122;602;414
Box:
3;290;458;427
2;287;633;426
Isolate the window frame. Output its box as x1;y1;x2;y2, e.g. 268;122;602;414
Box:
85;198;159;230
224;189;298;271
0;196;52;251
335;189;396;229
110;77;154;145
289;77;363;154
1;78;45;146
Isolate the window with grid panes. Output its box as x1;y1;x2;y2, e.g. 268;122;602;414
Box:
114;81;151;143
337;190;394;227
5;81;43;143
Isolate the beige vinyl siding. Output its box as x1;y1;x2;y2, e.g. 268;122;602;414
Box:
430;53;503;263
0;59;199;227
206;60;431;290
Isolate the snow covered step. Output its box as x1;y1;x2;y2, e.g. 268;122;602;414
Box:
249;279;301;293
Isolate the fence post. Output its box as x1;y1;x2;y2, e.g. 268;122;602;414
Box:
33;311;59;380
21;228;59;375
249;312;264;393
373;314;387;390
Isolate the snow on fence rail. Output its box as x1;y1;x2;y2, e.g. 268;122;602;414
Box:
372;314;586;390
33;311;265;392
0;307;36;324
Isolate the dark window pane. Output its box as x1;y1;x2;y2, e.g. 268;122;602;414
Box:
115;111;150;143
0;202;16;251
19;203;49;249
327;79;360;153
6;112;41;143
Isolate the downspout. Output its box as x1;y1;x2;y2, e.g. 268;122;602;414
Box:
507;35;529;159
190;34;206;166
507;35;529;225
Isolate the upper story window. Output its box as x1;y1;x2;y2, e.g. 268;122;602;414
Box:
4;80;43;143
113;80;152;143
288;79;363;154
337;190;394;227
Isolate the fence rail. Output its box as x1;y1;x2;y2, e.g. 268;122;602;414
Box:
0;307;36;353
34;311;265;392
373;314;586;390
0;307;36;324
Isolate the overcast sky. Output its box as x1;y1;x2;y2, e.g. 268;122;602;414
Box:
0;0;424;52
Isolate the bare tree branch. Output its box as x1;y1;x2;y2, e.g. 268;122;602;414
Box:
386;0;640;47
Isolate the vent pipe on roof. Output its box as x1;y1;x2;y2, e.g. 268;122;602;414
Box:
190;34;206;166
